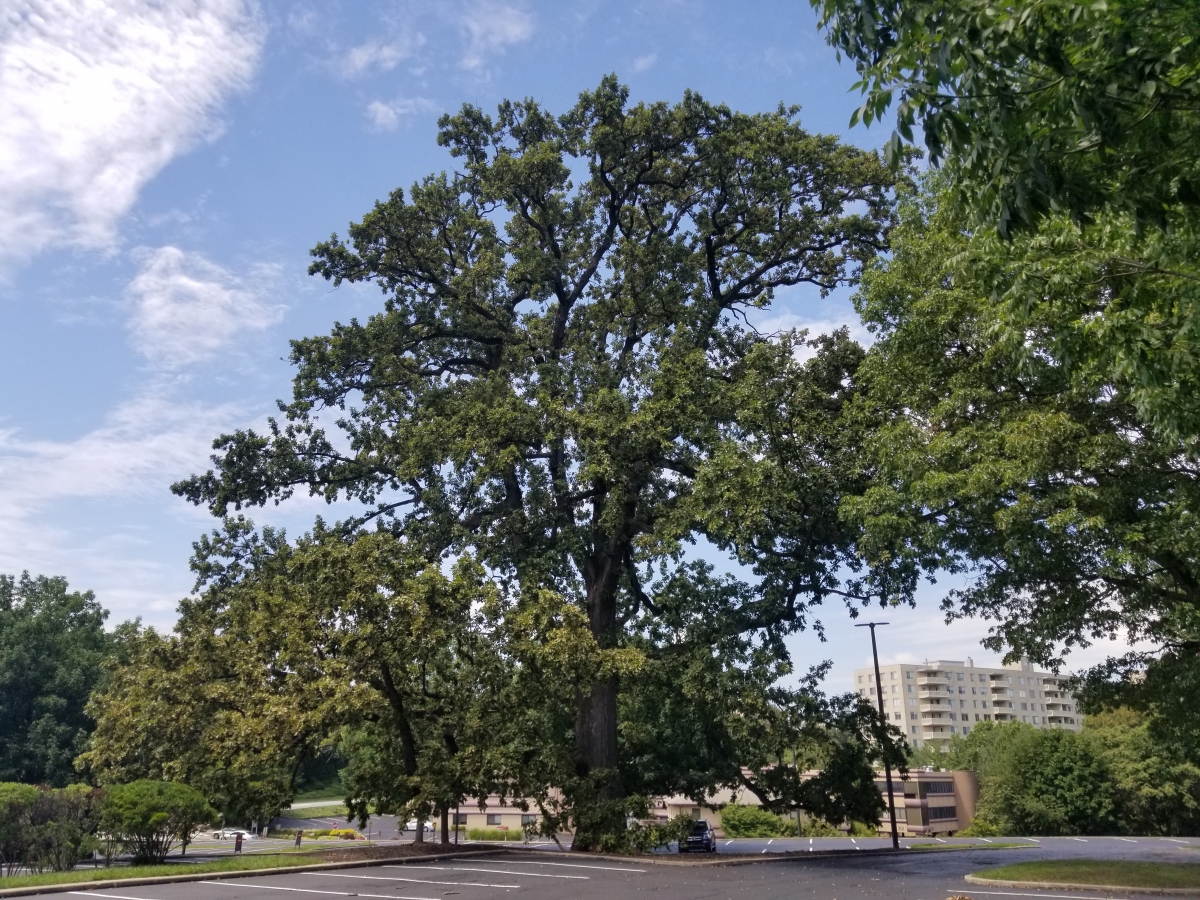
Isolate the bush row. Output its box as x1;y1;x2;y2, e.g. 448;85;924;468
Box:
0;780;214;873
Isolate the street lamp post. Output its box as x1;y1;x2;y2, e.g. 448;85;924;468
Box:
856;621;900;850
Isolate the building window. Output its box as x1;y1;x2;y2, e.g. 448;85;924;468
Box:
521;814;537;826
928;806;957;821
487;814;502;826
910;712;917;720
906;671;913;679
963;727;970;734
1021;703;1028;710
858;675;864;683
950;726;958;734
453;813;468;825
982;701;989;708
911;726;918;734
1032;716;1039;724
908;698;915;706
925;782;954;794
893;699;900;708
907;684;913;693
957;673;964;680
891;671;896;680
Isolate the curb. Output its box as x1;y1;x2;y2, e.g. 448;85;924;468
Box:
0;849;504;898
965;875;1200;895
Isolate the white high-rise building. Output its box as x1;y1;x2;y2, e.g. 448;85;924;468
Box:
852;657;1082;748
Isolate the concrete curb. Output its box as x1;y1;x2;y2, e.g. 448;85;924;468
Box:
965;874;1200;895
0;849;504;898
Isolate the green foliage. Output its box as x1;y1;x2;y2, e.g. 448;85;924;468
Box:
0;573;136;786
799;817;839;837
466;828;523;842
0;783;102;874
812;0;1200;232
718;803;790;838
0;853;324;890
978;860;1200;890
167;77;902;849
847;180;1200;741
1083;709;1200;836
624;814;695;853
846;820;877;837
101;780;215;863
811;0;1200;441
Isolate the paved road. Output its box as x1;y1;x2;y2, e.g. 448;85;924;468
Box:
66;843;1200;900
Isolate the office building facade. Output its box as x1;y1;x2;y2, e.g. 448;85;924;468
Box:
854;657;1082;748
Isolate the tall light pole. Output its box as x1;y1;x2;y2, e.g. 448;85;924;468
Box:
856;621;900;849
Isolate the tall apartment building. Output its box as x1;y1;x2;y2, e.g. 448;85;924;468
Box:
853;657;1082;748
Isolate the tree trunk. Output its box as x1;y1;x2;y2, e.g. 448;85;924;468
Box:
572;548;625;850
413;816;425;845
440;807;450;845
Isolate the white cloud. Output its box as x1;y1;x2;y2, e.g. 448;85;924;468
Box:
340;35;422;78
366;97;439;131
630;53;657;73
126;246;284;368
459;1;534;71
0;0;264;269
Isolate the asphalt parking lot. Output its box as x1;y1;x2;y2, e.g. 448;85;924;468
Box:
63;841;1200;900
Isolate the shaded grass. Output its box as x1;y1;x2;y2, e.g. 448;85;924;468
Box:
283;805;353;820
0;853;325;890
976;859;1200;889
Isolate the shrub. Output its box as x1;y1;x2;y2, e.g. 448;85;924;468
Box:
0;783;102;874
719;804;790;838
625;814;694;853
847;820;878;837
102;781;215;863
799;817;840;837
467;828;523;842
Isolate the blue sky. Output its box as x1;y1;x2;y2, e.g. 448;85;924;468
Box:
0;0;1133;690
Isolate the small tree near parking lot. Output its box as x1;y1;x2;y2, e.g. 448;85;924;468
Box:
102;781;215;862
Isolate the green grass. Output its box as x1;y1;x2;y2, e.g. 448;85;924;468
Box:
908;842;1027;850
976;859;1200;889
284;805;353;819
0;853;325;890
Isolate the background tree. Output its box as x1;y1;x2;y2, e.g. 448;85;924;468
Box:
0;573;136;786
810;0;1200;440
173;78;899;846
845;179;1200;744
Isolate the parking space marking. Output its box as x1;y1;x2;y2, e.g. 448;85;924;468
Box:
966;891;1139;900
199;881;435;900
410;866;587;879
472;860;645;872
1070;837;1088;842
1165;839;1189;844
70;892;164;900
309;872;518;889
1115;838;1137;843
980;838;994;843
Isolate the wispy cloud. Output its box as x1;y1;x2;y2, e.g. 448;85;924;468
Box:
630;53;657;73
126;246;284;368
339;34;424;78
459;1;534;71
0;0;264;270
365;97;439;131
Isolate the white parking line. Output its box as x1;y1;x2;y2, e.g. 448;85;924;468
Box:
309;872;518;889
767;839;774;845
1165;839;1189;844
980;838;994;843
1023;838;1041;843
935;838;947;844
966;892;1140;900
850;838;860;851
198;881;435;900
724;840;734;846
1115;838;1137;843
463;861;645;872
1070;837;1088;842
70;893;163;900
406;866;587;879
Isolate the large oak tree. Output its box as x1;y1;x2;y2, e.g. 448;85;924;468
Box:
175;78;899;846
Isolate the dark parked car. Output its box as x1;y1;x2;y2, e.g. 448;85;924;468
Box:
679;819;716;853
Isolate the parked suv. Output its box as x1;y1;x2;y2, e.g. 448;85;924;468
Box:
679;819;716;853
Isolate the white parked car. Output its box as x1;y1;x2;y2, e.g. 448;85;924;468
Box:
212;828;256;840
403;820;432;834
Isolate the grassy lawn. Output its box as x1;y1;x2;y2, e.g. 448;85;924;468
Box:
909;842;1027;850
976;859;1200;889
0;853;326;890
284;805;354;819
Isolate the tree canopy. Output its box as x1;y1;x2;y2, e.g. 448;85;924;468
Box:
167;76;904;847
0;573;135;786
811;0;1200;440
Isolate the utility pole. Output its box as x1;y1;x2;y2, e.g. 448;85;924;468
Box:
856;621;900;850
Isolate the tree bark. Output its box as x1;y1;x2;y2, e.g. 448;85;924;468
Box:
440;807;450;844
